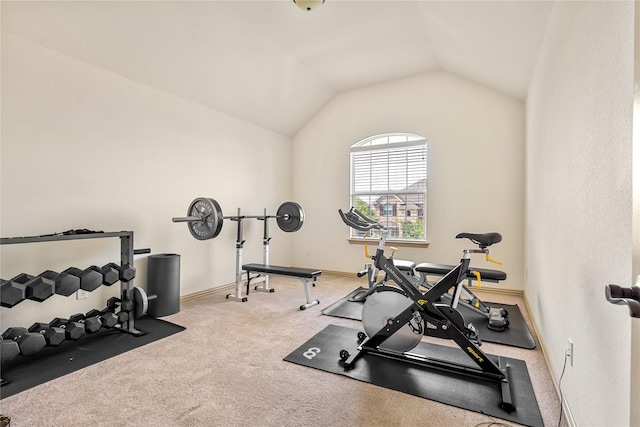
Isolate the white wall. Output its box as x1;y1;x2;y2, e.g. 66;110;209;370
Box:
291;71;525;290
526;2;634;426
1;34;292;328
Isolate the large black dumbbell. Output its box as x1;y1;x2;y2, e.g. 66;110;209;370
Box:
1;327;47;356
9;273;55;302
86;309;119;328
0;279;26;308
62;267;103;292
50;318;85;340
68;313;102;334
1;339;20;364
28;323;66;346
38;270;81;297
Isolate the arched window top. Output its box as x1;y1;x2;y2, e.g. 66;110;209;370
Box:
351;133;426;151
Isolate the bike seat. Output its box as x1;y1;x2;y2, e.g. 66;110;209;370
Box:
455;232;502;248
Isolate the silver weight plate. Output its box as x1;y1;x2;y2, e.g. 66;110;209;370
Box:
276;201;304;233
133;286;149;319
187;197;223;240
362;287;423;352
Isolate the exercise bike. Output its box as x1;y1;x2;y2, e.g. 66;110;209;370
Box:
338;207;515;411
355;242;510;331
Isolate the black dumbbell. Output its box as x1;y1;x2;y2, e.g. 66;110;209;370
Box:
9;273;55;302
0;279;26;308
28;322;66;346
50;318;85;340
1;327;46;356
68;313;102;334
119;264;136;282
106;297;130;324
1;339;20;364
94;263;121;286
61;267;103;292
106;297;135;313
86;309;119;329
107;287;157;320
38;270;81;297
116;311;129;323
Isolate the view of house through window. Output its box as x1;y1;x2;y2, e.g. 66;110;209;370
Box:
350;133;427;242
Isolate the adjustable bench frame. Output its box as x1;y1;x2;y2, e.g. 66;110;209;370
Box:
243;263;320;310
224;209;321;309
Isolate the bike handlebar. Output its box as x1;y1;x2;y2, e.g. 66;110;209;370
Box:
338;208;383;232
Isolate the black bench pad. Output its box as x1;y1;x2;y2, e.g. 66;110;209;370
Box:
415;262;506;281
242;263;322;279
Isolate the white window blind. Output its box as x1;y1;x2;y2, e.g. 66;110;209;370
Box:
350;134;427;241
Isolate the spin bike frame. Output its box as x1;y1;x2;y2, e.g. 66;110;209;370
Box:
338;208;514;412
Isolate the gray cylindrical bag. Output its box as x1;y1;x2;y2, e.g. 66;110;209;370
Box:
147;253;181;317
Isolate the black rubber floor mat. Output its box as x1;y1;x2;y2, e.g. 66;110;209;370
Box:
321;287;536;349
284;324;543;427
0;317;185;399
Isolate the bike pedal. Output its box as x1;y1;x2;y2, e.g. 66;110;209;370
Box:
465;322;482;345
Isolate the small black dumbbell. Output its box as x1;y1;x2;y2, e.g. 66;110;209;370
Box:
50;318;85;340
68;313;102;334
116;311;129;324
106;297;134;313
28;322;66;346
119;265;136;282
86;309;119;329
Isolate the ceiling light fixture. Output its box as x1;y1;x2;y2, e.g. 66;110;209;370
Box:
293;0;325;12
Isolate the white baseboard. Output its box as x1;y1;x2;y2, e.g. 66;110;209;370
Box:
523;294;576;427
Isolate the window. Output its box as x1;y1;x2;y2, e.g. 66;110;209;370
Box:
350;133;427;242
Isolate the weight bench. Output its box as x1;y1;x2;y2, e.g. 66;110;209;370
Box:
241;263;321;310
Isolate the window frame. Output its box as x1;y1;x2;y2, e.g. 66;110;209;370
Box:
349;133;428;245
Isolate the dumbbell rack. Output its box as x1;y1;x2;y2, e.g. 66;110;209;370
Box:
0;231;146;337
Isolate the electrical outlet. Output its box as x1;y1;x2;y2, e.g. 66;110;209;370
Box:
567;338;574;367
76;289;89;300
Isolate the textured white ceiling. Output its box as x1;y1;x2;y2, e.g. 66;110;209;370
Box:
1;1;554;136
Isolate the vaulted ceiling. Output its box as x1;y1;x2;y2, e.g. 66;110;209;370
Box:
1;1;554;136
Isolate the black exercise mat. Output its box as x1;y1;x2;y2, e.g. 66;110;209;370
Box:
0;317;185;399
284;324;543;427
321;286;370;319
321;287;536;349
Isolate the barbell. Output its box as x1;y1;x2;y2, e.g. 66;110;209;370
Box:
172;198;305;240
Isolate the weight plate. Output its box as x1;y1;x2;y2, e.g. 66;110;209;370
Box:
133;286;149;319
187;197;223;240
362;287;422;352
276;202;304;233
